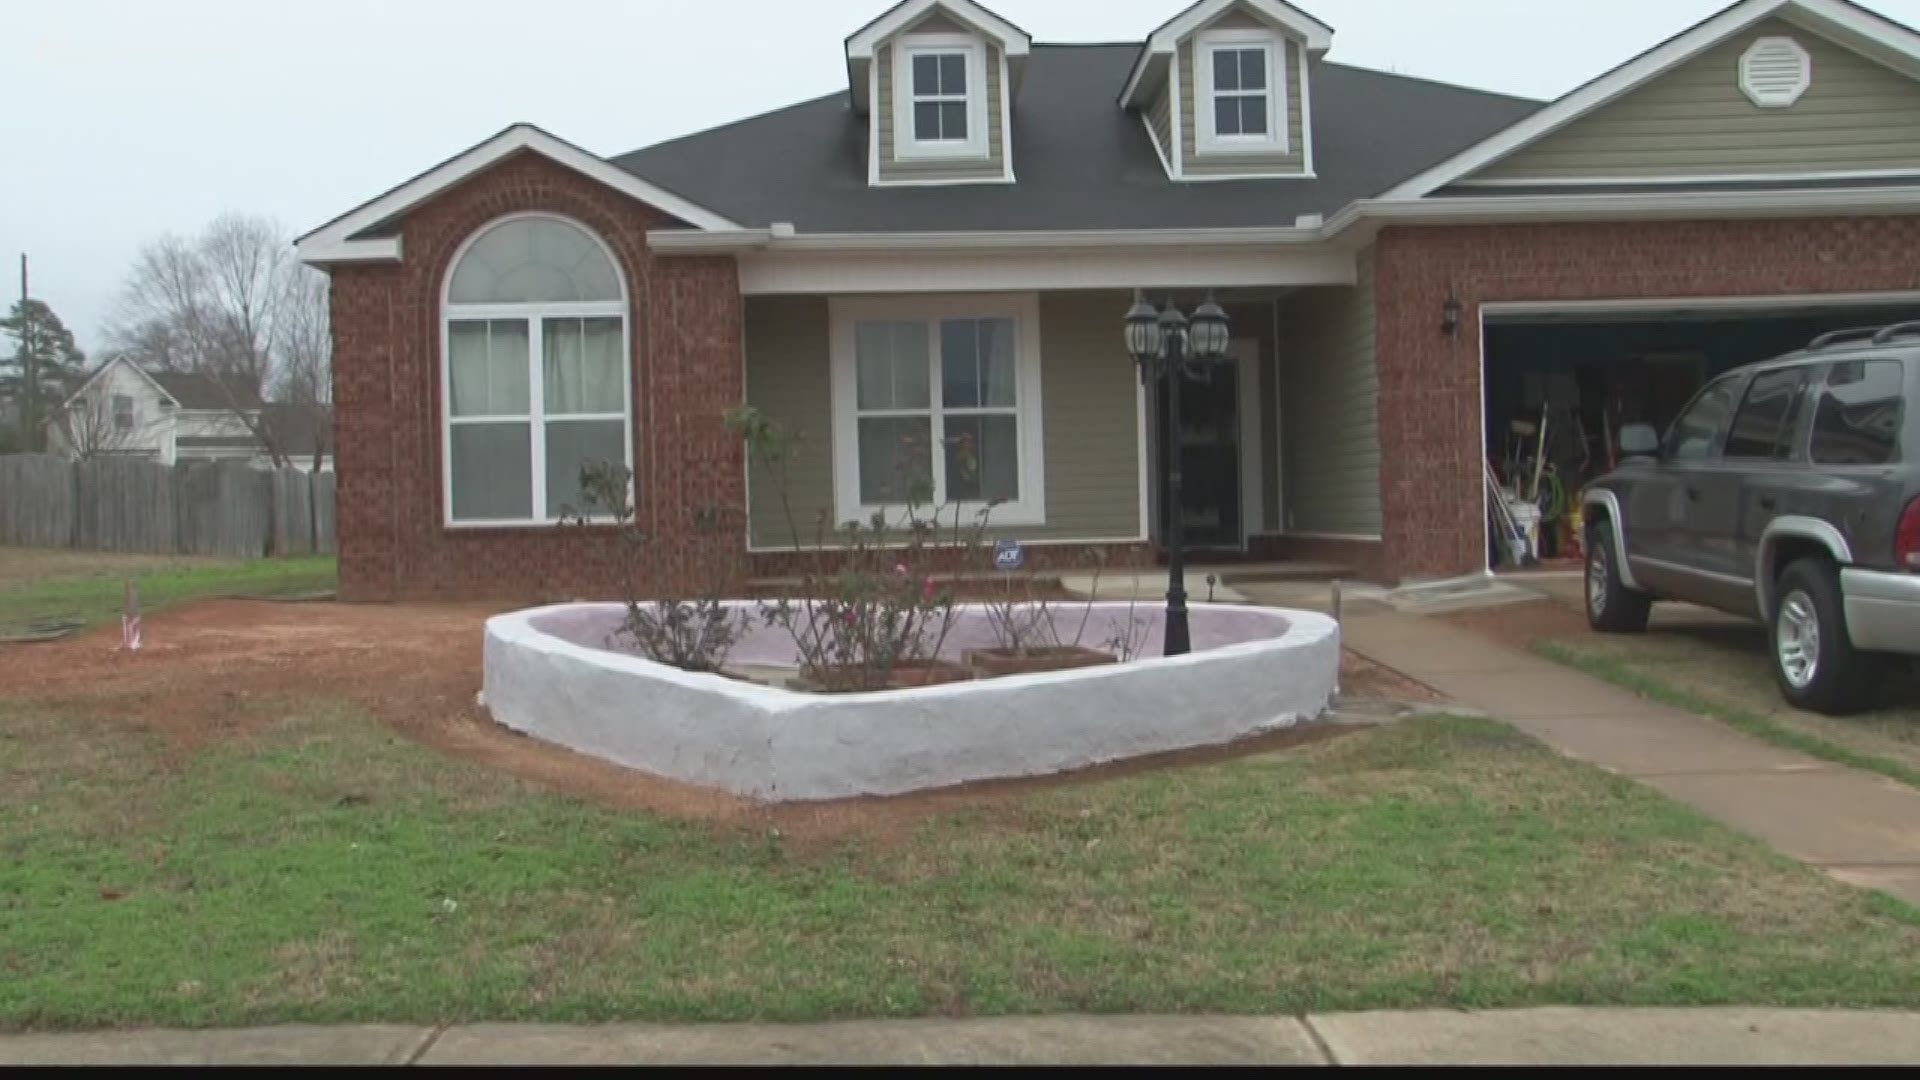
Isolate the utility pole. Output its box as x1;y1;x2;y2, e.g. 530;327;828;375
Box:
17;253;37;451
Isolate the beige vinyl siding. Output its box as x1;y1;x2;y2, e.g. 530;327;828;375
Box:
1146;82;1175;168
742;294;1144;549
876;42;1007;183
1475;19;1920;181
744;297;836;549
1279;251;1382;537
1179;37;1307;177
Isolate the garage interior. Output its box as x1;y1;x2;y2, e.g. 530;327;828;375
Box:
1481;299;1920;570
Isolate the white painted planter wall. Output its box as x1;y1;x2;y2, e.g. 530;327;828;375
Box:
483;602;1339;803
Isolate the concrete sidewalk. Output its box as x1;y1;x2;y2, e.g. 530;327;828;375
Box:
1334;608;1920;907
3;1010;1917;1064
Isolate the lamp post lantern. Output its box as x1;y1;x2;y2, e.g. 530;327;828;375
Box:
1124;291;1231;657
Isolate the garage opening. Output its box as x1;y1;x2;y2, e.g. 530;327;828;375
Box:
1481;297;1920;570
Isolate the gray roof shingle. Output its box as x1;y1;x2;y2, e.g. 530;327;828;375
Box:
148;370;264;411
612;45;1543;232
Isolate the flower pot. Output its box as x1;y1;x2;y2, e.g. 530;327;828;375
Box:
963;646;1119;678
793;659;975;693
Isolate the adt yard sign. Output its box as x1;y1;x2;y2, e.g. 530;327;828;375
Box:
993;539;1025;572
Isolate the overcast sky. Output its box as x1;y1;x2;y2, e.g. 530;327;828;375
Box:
9;0;1920;351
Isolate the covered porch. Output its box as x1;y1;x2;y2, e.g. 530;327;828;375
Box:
737;274;1384;578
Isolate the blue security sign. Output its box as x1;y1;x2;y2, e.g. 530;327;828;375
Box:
992;539;1026;572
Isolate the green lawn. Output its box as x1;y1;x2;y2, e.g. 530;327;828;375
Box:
3;697;1918;1031
0;550;335;631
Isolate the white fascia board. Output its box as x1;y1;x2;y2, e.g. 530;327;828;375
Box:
1379;0;1920;200
1122;0;1334;106
647;224;1326;254
652;182;1920;271
1329;184;1920;240
845;0;1031;62
735;245;1355;295
295;123;742;267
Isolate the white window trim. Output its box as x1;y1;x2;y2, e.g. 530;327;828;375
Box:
439;212;633;530
829;293;1046;528
1196;29;1288;156
893;33;990;161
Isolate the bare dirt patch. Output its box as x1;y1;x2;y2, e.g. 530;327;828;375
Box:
2;599;1377;843
1341;649;1446;705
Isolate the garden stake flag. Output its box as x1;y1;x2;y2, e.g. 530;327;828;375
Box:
122;580;142;652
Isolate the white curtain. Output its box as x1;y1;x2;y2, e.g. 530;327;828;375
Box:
543;317;624;416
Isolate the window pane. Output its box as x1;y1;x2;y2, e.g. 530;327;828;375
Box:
1215;96;1241;136
448;319;530;417
913;101;942;141
1239;95;1268;136
941;101;969;140
544;316;624;415
941;317;1016;410
1811;359;1905;466
858;416;934;505
1725;367;1808;459
1237;48;1267;90
941;319;981;408
1213;48;1240;91
939;53;967;95
1668;378;1740;462
912;53;940;96
944;415;1019;504
544;418;628;519
856;321;929;410
449;422;532;521
447;217;621;304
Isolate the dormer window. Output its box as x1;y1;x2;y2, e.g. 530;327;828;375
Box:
895;35;987;158
1197;29;1286;153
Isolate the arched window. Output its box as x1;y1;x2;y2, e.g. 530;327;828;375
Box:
441;215;630;525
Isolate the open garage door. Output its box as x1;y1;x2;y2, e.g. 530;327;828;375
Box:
1481;295;1920;570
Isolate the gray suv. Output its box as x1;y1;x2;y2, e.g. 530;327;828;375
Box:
1582;324;1920;715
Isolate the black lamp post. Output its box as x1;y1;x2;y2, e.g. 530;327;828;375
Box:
1125;291;1232;657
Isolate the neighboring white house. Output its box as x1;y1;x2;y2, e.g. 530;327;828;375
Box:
46;357;332;472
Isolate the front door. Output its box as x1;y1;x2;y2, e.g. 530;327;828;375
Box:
1157;341;1261;549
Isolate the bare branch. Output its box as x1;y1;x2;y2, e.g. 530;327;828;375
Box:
103;213;331;470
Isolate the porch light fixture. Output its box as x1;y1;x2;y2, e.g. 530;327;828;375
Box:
1123;291;1233;658
1441;293;1464;336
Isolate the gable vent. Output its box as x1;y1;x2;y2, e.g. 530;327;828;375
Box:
1739;36;1811;108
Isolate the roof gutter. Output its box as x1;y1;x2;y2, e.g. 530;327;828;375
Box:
1334;185;1920;233
646;185;1920;257
646;223;1329;254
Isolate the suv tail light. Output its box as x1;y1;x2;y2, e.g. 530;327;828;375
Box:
1901;496;1920;573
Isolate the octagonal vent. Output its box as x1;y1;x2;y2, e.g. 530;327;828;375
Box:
1740;36;1812;107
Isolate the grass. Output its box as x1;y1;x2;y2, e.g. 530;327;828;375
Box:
4;698;1920;1031
0;551;336;631
1538;640;1920;792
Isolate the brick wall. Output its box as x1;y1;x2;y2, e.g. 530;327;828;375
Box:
1372;216;1920;581
327;151;745;601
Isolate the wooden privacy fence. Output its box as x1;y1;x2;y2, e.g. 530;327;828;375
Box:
0;454;335;558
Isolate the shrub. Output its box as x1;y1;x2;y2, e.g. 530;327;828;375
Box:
563;460;749;674
727;405;992;691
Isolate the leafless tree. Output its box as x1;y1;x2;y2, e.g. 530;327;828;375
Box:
106;213;332;468
48;388;144;461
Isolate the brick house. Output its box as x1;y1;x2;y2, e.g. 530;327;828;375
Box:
299;0;1920;600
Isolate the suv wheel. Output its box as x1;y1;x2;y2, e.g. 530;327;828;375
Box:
1770;558;1880;715
1585;524;1651;633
